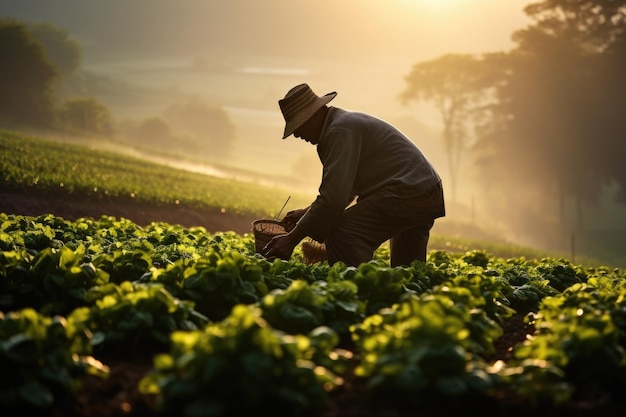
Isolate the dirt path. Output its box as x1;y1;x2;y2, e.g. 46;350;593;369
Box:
0;190;258;235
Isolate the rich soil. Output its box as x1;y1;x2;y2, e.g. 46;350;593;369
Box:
0;190;258;235
2;190;625;417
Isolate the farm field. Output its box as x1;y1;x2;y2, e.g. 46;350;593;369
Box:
2;210;626;417
2;130;626;417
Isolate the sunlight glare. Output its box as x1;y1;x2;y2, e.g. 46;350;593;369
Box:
386;0;481;29
397;0;466;12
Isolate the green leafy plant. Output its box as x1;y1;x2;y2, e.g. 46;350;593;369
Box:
2;212;626;413
73;281;209;356
0;308;108;410
350;292;500;406
139;305;344;417
513;277;626;400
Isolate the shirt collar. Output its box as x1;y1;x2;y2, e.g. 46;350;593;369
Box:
318;106;336;146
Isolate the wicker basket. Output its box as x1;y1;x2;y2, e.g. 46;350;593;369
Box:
252;219;287;254
301;238;327;265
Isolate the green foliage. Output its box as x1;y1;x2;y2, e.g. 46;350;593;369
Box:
333;261;414;315
2;212;626;412
0;243;109;315
0;131;310;217
260;279;363;335
75;281;208;355
178;249;268;321
483;257;563;314
535;259;587;292
513;273;626;397
0;308;108;410
139;305;343;417
350;292;500;406
492;358;573;407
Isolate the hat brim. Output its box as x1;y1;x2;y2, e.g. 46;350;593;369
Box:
282;92;337;139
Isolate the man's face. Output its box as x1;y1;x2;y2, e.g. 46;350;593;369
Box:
293;116;319;145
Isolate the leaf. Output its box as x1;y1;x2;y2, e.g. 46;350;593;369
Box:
18;379;54;408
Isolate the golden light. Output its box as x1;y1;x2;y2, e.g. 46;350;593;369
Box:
395;0;467;12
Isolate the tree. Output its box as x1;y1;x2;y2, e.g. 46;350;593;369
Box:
399;54;499;202
596;31;626;202
57;97;113;135
162;96;235;160
0;18;57;127
133;117;177;148
523;0;626;51
30;22;81;78
522;0;626;204
475;0;626;230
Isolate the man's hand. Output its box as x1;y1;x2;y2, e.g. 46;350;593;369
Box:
262;225;307;261
262;234;295;261
281;207;309;232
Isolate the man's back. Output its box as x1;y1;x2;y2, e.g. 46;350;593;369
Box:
318;107;442;200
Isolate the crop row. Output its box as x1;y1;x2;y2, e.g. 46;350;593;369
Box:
0;130;311;217
1;212;626;416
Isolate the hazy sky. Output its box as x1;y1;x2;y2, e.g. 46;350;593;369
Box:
1;0;532;62
0;0;529;110
0;0;534;177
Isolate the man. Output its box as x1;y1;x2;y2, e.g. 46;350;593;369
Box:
262;83;445;267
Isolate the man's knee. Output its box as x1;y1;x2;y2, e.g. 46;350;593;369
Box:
325;234;373;267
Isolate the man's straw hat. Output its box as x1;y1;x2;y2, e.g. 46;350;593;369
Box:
278;83;337;139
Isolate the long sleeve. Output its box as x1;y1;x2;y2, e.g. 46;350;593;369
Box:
297;127;360;241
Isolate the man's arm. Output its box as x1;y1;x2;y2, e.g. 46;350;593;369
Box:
262;224;307;261
282;207;309;232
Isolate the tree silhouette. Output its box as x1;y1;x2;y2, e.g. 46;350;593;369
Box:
162;96;235;160
399;54;499;202
30;22;81;78
0;19;57;127
475;0;626;230
597;33;626;202
57;97;113;135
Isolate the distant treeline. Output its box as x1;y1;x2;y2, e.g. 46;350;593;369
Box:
0;18;236;163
